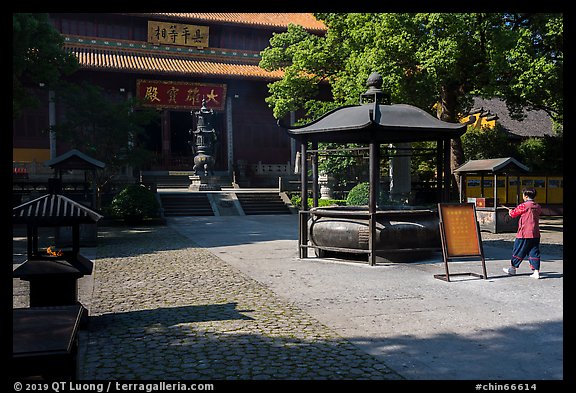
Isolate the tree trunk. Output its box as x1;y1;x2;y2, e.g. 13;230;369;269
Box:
439;84;466;194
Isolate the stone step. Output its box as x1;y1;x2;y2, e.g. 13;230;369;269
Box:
141;171;233;189
159;191;293;216
159;193;214;216
236;193;291;215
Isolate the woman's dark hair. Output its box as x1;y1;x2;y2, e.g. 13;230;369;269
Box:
523;187;537;199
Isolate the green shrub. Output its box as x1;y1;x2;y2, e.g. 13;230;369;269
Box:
318;199;347;207
346;182;371;206
110;184;160;220
346;182;389;206
290;194;301;207
289;194;346;209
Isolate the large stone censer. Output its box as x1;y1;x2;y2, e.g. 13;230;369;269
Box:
308;206;441;262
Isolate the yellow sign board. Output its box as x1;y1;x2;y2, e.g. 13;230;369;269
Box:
435;203;487;282
148;21;209;48
438;203;481;257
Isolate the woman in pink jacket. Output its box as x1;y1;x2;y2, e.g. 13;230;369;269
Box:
502;187;542;279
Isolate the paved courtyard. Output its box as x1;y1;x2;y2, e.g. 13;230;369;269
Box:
12;215;563;383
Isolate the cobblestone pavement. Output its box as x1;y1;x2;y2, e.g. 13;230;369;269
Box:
76;226;403;380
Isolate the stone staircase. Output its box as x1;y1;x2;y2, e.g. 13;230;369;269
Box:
142;173;190;189
158;191;294;216
235;192;292;215
159;193;214;216
141;171;233;189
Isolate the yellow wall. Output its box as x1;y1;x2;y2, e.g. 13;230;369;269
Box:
465;175;563;204
546;177;563;204
465;176;507;203
460;114;498;129
12;148;50;163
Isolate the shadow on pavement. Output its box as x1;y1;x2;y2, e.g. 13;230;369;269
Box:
82;303;562;380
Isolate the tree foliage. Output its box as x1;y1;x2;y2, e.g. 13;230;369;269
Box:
52;82;158;169
13;13;78;118
260;13;563;184
51;81;160;205
110;184;160;221
488;13;563;124
461;124;516;160
516;136;563;173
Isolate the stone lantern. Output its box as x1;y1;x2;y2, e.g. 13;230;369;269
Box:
318;171;334;200
189;98;221;191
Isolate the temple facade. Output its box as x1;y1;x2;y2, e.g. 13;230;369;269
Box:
13;13;327;185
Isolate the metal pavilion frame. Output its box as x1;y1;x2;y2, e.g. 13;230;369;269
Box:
280;73;469;265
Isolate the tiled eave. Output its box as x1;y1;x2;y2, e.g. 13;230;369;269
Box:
119;13;327;33
65;39;284;81
13;193;103;225
64;35;263;63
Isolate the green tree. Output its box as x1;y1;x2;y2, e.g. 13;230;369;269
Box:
461;124;516;160
487;13;563;124
260;13;563;187
13;13;78;118
317;143;372;188
516;138;547;172
516;136;563;173
51;81;160;207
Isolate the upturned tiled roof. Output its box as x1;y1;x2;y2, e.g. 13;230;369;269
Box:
13;193;103;225
471;98;555;138
63;13;325;80
121;13;327;32
454;157;530;174
44;149;105;170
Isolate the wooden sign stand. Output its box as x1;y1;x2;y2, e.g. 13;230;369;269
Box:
435;203;488;282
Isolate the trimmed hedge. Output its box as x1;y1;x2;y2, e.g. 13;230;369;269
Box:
289;194;347;209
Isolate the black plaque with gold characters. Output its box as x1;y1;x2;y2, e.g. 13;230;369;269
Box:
436;203;487;282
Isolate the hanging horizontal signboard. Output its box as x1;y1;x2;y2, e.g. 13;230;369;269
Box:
136;80;227;111
148;21;209;48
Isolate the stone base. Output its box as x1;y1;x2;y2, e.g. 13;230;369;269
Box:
189;175;222;191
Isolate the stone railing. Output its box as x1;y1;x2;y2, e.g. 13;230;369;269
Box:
251;161;292;176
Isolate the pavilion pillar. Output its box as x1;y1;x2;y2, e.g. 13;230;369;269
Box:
368;140;380;266
443;138;452;202
161;109;171;167
226;95;234;175
436;139;443;203
311;141;319;208
49;90;56;159
299;139;309;258
493;172;499;233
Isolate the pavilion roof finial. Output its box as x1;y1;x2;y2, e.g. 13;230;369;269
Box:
360;72;390;105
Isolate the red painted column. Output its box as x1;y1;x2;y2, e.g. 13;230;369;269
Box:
161;109;171;167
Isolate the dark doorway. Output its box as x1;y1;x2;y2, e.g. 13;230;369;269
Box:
140;109;227;171
140;112;161;170
170;111;193;156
